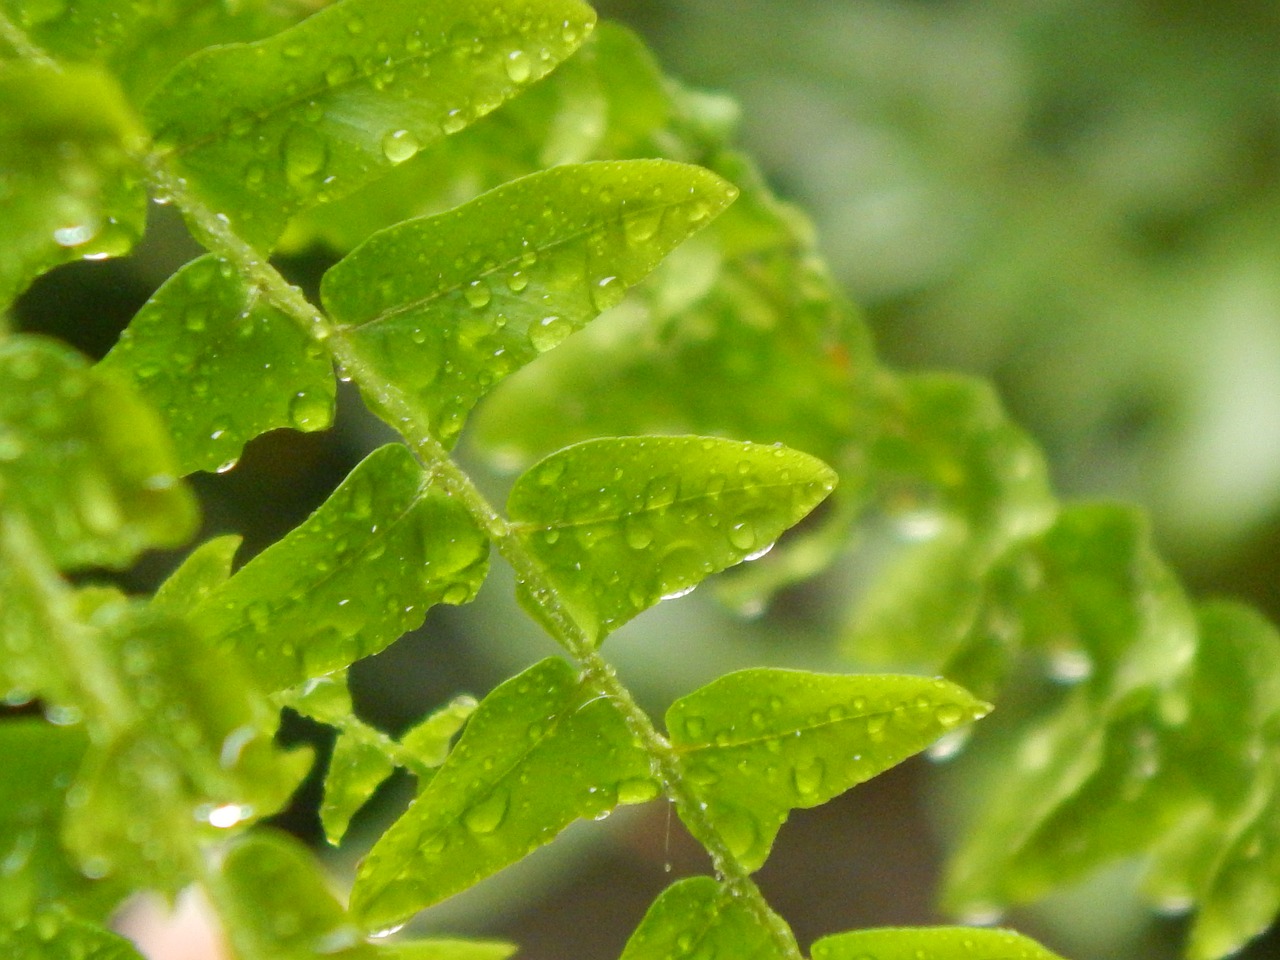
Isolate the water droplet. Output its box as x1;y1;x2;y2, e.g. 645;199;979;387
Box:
288;391;331;431
623;208;664;244
792;758;825;798
1048;648;1093;683
529;315;571;352
715;809;758;861
442;109;467;134
345;15;365;34
506;270;529;292
728;522;756;551
325;57;356;86
683;716;707;739
590;275;623;311
866;714;887;742
53;224;96;247
504;49;532;83
463;791;508;834
926;727;971;762
368;922;405;939
661;584;696;601
282;126;328;188
617;777;660;805
934;703;966;728
381;129;421;165
201;803;253;829
464;280;491;308
624;517;653;550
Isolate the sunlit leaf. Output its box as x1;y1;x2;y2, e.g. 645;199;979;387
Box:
350;657;657;932
0;722;125;927
1;911;145;960
0;63;146;307
322;160;736;446
194;444;489;691
150;535;242;615
99;254;336;475
0;336;197;571
667;669;989;871
145;0;596;249
618;876;787;960
507;436;836;646
810;926;1067;960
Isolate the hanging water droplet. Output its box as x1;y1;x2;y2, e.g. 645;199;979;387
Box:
1048;648;1093;683
381;129;421;165
661;584;696;601
368;922;405;939
926;727;971;762
504;49;532;83
288;391;331;431
463;791;508;834
529;315;570;352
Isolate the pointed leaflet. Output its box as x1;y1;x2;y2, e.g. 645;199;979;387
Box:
283;23;673;254
1;913;145;960
99;255;335;475
219;830;514;960
618;877;789;960
350;658;658;932
150;535;242;614
194;444;489;692
0;336;196;571
0;64;146;308
810;927;1066;960
0;722;125;928
322;160;737;446
667;669;989;872
144;0;596;250
507;436;836;646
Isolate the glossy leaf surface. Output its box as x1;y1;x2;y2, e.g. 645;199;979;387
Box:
323;160;736;446
99;255;335;475
144;0;595;249
618;877;786;960
667;669;989;871
0;336;196;571
0;722;123;927
150;535;241;615
350;657;657;931
810;927;1066;960
508;436;836;645
220;830;514;960
0;63;145;307
194;444;489;691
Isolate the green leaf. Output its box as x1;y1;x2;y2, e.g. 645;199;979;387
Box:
380;943;515;960
507;436;836;646
0;722;125;928
810;926;1067;960
618;877;788;960
1;912;145;960
0;63;146;307
99;254;335;475
398;695;477;771
144;0;596;249
0;335;197;571
150;534;242;615
282;23;675;254
322;160;736;446
667;669;989;872
350;657;657;931
321;733;398;848
194;444;489;691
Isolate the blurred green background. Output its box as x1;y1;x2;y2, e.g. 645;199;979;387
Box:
14;1;1280;959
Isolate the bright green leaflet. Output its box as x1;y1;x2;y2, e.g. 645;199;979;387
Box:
350;657;658;932
618;876;786;960
321;159;736;446
219;830;515;959
0;722;124;928
666;669;990;872
150;534;241;614
2;912;145;960
810;927;1067;960
193;444;489;692
99;254;336;475
0;62;145;307
282;23;674;254
143;0;596;249
0;335;196;571
507;435;837;646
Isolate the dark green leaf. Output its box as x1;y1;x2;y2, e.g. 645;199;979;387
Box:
323;160;736;446
194;444;489;691
99;254;335;475
0;336;197;570
145;0;596;249
618;877;787;960
1;912;145;960
0;63;146;307
507;436;836;646
350;658;657;931
0;722;124;927
810;926;1066;960
667;669;989;871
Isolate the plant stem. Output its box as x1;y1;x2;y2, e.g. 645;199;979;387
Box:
151;154;805;960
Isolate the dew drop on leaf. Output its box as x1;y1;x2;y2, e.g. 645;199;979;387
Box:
590;275;623;311
381;129;421;165
529;315;570;352
504;49;532;83
288;391;331;431
791;758;825;799
282;126;328;188
622;208;663;244
617;777;661;805
462;791;508;835
463;280;492;309
934;703;966;727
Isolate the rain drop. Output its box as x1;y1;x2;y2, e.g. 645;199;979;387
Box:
288;391;331;431
504;49;532;83
463;791;508;834
529;315;571;352
464;280;491;309
590;275;623;311
791;758;825;798
381;129;421;165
